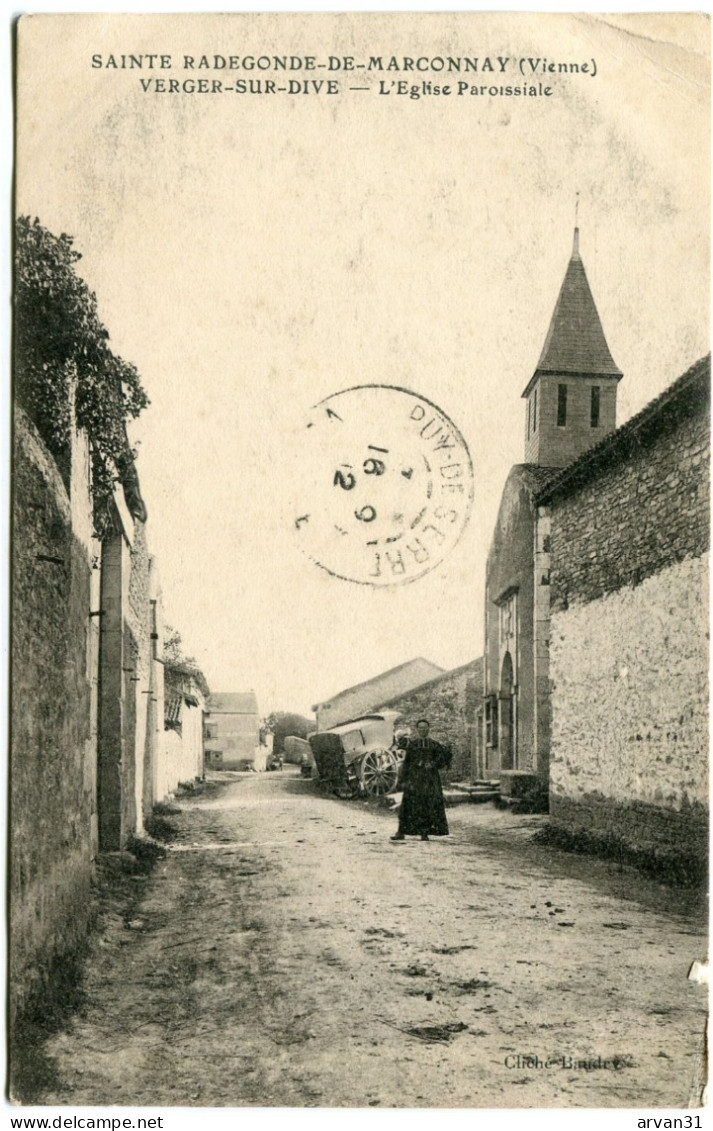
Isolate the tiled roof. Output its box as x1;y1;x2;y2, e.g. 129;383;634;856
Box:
536;354;710;504
165;695;183;729
207;691;259;715
163;661;209;701
517;464;562;493
522;230;621;397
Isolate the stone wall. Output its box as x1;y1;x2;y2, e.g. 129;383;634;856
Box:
547;393;709;613
376;660;483;782
98;524;134;850
97;503;162;848
12;405;169;1027
127;521;152;833
144;560;164;818
547;382;709;869
11;411;97;1025
550;554;708;807
532;506;552;775
483;466;540;777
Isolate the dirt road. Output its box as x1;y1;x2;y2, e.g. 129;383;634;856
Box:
27;771;707;1108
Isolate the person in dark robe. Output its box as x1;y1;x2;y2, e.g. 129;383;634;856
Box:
390;719;452;842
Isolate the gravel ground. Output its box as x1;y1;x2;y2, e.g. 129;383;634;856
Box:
21;769;707;1108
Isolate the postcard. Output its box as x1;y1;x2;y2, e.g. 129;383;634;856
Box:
11;11;710;1111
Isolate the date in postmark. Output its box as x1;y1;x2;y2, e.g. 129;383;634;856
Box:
292;385;473;587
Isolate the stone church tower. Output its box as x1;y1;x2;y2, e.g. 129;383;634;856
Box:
521;228;622;468
481;227;622;788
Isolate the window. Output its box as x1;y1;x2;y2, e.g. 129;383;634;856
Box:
590;386;600;428
500;601;512;642
557;384;567;427
498;590;517;646
533;387;538;431
205;722;218;740
341;729;365;752
485;696;499;748
526;397;531;439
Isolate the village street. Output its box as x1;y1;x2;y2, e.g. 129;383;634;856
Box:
29;771;706;1109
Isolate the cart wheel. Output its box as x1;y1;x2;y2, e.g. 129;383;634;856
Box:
360;748;400;796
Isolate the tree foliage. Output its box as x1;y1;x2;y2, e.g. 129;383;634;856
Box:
162;625;210;700
14;216;149;533
264;711;315;755
163;625;191;666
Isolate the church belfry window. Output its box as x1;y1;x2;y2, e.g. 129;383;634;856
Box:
557;384;568;427
590;386;600;428
533;387;538;431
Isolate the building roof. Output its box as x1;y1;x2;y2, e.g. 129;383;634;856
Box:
516;463;562;493
376;657;484;709
536;354;710;505
522;228;622;398
165;694;184;730
207;691;259;715
164;659;209;701
312;657;445;713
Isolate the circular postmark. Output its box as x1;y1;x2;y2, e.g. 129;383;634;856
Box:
291;385;473;587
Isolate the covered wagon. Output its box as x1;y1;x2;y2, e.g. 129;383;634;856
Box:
307;711;406;797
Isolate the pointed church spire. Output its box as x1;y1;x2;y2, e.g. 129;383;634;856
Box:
529;228;621;384
521;225;623;468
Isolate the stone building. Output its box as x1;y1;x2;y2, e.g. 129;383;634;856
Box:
483;226;622;789
97;486;162;849
375;659;483;781
11;401;167;1026
538;356;709;869
11;408;100;1027
482;224;709;869
313;657;444;731
11;220;209;1034
11;388;208;1027
204;691;260;770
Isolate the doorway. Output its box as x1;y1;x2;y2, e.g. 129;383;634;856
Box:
499;652;515;770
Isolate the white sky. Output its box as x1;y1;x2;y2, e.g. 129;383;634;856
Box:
14;11;710;718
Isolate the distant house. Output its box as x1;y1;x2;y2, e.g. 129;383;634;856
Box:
204;691;260;770
312;658;445;731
